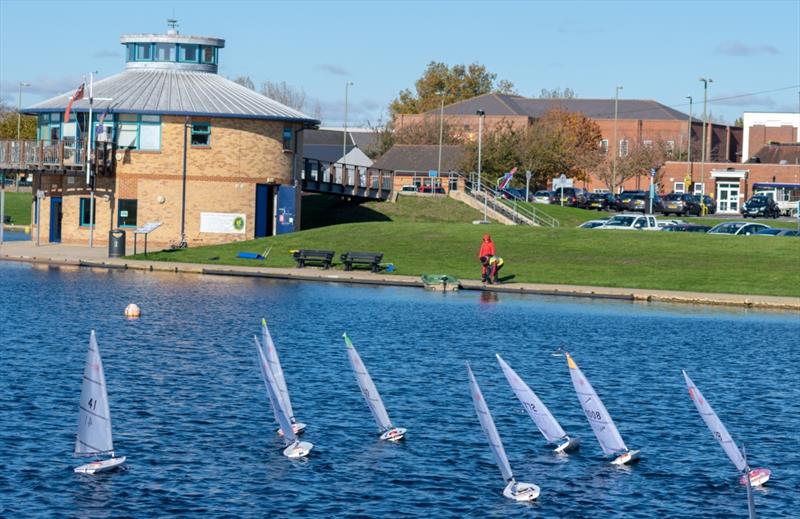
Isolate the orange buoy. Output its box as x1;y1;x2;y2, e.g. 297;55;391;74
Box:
124;303;141;319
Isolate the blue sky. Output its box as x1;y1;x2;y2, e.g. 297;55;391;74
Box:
1;0;798;126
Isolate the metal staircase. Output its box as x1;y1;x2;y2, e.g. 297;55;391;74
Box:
457;173;560;228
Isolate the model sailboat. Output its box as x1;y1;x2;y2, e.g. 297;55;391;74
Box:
467;362;540;502
343;333;406;441
565;353;639;465
74;330;126;474
254;336;313;458
261;319;306;436
496;354;579;453
682;371;771;486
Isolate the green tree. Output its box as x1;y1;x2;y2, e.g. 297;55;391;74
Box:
389;62;513;117
538;87;577;99
0;102;36;139
734;117;743;127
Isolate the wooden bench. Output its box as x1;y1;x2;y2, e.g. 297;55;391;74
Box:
292;249;335;269
340;251;384;273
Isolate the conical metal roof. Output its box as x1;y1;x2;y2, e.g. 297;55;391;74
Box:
25;68;319;125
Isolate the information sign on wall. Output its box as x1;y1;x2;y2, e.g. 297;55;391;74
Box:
200;212;246;234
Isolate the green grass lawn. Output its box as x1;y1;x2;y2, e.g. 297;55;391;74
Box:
2;192;32;226
131;221;800;297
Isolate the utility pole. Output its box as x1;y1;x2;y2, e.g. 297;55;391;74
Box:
686;96;692;181
436;90;445;197
343;81;353;183
476;109;487;222
699;77;713;215
613;85;623;194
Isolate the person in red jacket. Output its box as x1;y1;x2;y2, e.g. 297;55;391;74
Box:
478;234;496;283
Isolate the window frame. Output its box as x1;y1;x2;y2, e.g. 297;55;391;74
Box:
674;182;685;193
178;43;200;63
282;127;293;151
135;43;154;61
619;139;629;157
155;42;176;62
600;139;609;154
79;198;96;227
191;122;211;147
117;199;138;228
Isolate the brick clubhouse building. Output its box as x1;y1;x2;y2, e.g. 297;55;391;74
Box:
9;25;318;248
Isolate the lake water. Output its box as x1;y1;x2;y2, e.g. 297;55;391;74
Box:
1;261;798;517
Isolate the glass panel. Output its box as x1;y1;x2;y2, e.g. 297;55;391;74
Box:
118;114;137;122
127;44;135;61
50;126;61;141
62;122;77;138
283;127;293;150
50;113;61;122
180;44;199;62
201;46;215;64
155;43;176;62
136;43;152;60
79;198;95;226
118;124;137;148
118;199;138;227
139;124;160;150
140;115;160;123
191;123;210;146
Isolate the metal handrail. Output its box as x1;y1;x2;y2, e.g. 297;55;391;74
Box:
460;171;560;227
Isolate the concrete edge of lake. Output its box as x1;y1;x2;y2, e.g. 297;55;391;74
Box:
2;242;798;312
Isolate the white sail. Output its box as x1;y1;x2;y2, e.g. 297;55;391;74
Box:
255;336;297;445
344;333;393;431
496;354;567;444
467;362;514;483
261;319;296;423
75;330;114;457
254;336;283;430
682;370;747;472
566;353;627;456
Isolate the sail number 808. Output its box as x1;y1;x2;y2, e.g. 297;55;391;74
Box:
585;409;602;421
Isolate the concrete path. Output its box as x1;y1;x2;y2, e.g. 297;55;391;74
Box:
1;240;798;311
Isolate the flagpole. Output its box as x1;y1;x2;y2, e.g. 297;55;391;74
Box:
87;72;94;248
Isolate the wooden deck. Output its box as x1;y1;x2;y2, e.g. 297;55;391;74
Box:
301;158;394;200
0;139;113;175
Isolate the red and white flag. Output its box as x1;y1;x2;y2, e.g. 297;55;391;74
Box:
64;83;85;122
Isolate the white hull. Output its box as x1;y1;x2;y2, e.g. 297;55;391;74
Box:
503;481;540;502
283;441;313;459
74;456;126;474
611;450;640;466
740;468;771;487
277;422;307;437
554;437;580;453
380;427;407;442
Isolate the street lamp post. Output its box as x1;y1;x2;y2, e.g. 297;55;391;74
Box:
436;90;446;197
343;81;353;183
686;96;693;179
699;77;713;215
476;109;487;222
613;85;623;194
16;82;31;190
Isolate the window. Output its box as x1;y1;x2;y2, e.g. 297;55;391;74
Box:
156;43;176;62
135;43;153;61
643;139;653;148
126;44;135;62
179;44;199;62
79;198;96;227
139;115;161;151
666;140;675;153
674;182;685;193
201;46;216;64
117;114;138;148
694;183;704;195
118;199;138;227
600;139;609;154
191;123;211;146
619;139;629;157
283;127;293;151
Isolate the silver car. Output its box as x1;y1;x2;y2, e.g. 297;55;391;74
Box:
707;222;769;235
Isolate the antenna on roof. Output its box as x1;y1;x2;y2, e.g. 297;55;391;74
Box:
167;18;179;35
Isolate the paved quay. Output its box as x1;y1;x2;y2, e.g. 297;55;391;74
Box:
1;241;798;312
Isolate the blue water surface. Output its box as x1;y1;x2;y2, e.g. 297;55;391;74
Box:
0;261;798;518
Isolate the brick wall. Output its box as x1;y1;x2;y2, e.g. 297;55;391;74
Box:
32;115;302;249
747;125;799;159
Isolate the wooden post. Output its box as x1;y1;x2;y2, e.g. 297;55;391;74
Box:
58;140;64;167
38;140;44;167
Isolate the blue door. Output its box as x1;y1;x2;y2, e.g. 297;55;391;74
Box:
276;185;297;234
254;184;273;238
49;197;62;243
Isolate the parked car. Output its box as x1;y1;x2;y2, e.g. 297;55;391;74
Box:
532;190;552;204
418;185;445;194
754;228;798;237
693;194;717;214
661;193;700;216
628;193;663;214
587;192;616;211
615;190;646;211
550;187;589;207
661;223;712;233
400;184;418;192
707;222;770;235
597;213;659;230
656;218;686;229
578;218;609;228
501;187;527;200
741;195;781;218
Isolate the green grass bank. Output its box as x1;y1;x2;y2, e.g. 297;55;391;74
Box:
2;192;32;226
131;196;800;298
